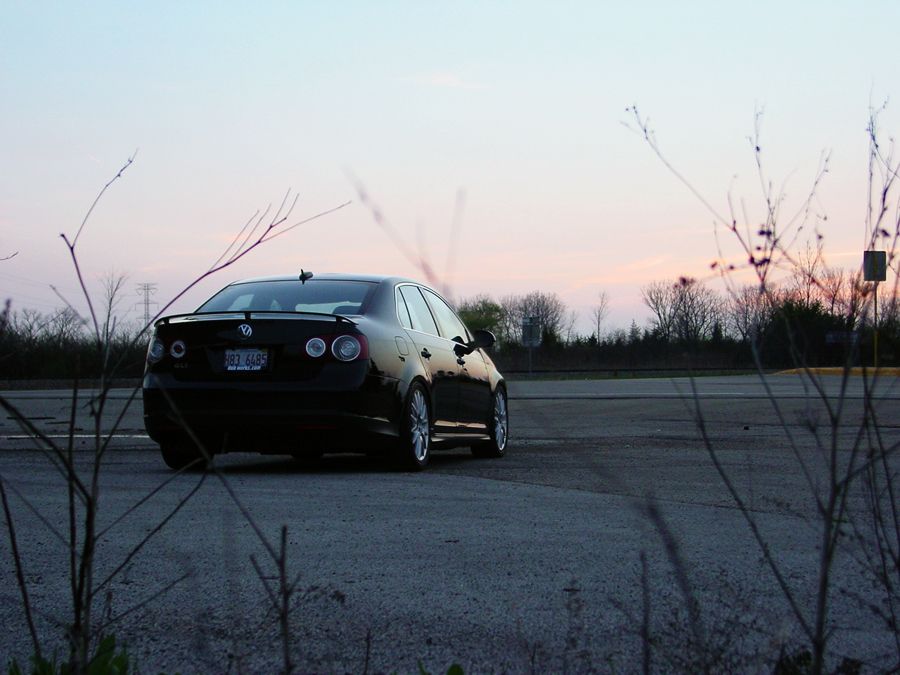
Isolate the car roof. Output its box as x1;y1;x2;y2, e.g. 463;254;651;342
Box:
227;273;426;288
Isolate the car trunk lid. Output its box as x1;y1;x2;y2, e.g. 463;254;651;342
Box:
149;312;363;383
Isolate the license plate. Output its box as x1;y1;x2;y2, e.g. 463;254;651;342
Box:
224;348;269;371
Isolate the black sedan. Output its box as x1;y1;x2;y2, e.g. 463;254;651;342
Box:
142;272;508;470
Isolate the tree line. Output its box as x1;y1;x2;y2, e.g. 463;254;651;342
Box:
458;265;898;370
1;264;896;380
0;306;147;380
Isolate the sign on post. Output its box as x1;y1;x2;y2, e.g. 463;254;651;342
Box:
864;250;887;369
522;316;541;375
864;250;887;282
522;316;542;348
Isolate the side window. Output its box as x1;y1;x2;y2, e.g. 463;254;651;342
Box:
399;286;439;336
422;289;469;342
395;287;413;330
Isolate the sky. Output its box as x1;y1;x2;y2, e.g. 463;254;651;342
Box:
2;1;900;335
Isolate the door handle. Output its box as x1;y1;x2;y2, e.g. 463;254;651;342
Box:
421;348;431;359
456;357;465;366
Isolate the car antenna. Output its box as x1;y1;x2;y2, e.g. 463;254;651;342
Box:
299;269;314;284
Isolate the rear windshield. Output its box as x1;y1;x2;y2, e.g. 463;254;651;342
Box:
197;280;376;315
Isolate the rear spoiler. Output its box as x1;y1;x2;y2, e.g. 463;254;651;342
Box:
155;310;357;327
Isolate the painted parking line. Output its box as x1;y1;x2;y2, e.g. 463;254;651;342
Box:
2;434;151;440
509;392;900;400
512;393;773;400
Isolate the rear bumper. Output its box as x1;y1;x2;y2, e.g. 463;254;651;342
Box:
142;372;401;452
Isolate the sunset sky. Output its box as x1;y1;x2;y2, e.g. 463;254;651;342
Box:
3;2;899;334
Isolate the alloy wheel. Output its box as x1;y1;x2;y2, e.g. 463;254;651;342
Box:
409;388;430;462
493;390;508;451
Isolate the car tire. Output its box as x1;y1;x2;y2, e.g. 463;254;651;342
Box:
472;387;508;458
160;437;208;470
398;383;431;470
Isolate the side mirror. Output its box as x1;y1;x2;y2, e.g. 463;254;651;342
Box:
471;329;495;349
452;330;495;357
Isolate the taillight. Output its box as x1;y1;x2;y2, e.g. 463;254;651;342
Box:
147;338;165;364
305;337;327;358
170;340;187;359
332;335;361;362
304;334;368;361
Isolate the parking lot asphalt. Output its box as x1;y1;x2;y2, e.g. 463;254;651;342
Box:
1;374;898;671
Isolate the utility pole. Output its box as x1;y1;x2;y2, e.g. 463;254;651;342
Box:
135;283;158;325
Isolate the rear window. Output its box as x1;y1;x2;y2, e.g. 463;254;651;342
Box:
198;280;376;315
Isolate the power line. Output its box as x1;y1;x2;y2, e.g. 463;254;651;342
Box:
135;283;158;325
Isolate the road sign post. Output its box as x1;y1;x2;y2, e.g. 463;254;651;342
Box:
864;251;887;369
522;316;542;375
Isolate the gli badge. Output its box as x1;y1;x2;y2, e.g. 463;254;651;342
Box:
238;324;253;339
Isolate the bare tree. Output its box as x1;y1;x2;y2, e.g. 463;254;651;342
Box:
642;281;678;341
818;266;868;329
592;291;610;341
10;308;44;343
46;307;88;346
497;294;523;343
726;284;770;343
818;266;845;316
0;299;9;339
563;308;579;344
642;278;723;342
671;278;725;342
99;272;128;346
501;291;568;344
786;242;825;309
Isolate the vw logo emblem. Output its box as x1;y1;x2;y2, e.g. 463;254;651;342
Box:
238;324;253;339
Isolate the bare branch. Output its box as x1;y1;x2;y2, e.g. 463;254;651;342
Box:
71;153;136;248
0;477;41;659
345;169;445;291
